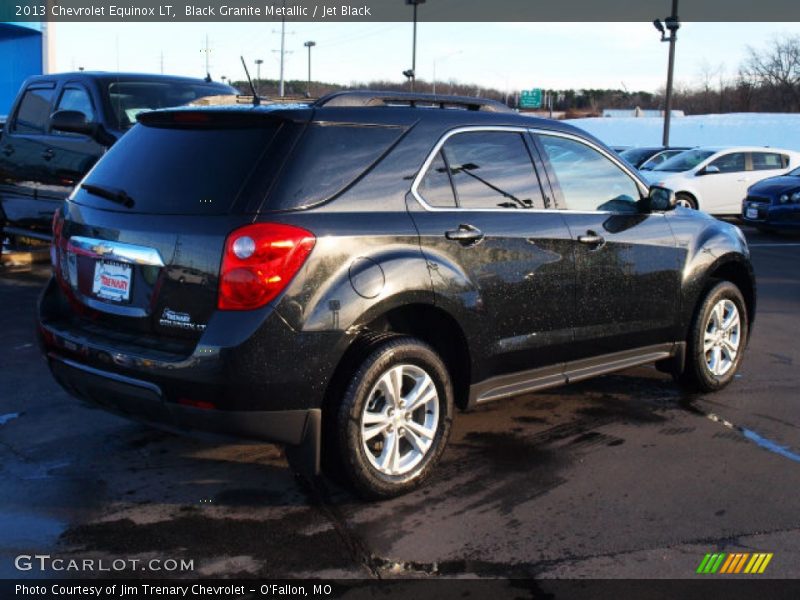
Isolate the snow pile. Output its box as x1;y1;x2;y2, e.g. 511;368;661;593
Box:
565;113;800;151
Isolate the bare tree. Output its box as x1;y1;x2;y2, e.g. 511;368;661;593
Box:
743;36;800;111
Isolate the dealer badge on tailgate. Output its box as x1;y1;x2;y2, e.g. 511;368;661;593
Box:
92;261;132;302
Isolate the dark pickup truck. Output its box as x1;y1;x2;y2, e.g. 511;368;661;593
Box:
0;72;234;243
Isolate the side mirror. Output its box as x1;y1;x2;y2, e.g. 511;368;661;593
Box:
646;185;677;212
698;165;720;175
50;110;93;135
50;110;116;147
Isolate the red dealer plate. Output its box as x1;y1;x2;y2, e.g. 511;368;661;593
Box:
92;260;132;303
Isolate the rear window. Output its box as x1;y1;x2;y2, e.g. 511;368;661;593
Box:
267;123;405;210
107;81;234;130
73;123;281;215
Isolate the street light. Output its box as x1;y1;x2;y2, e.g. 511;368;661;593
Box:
654;0;680;146
432;50;462;95
254;59;264;97
406;0;426;91
304;41;316;98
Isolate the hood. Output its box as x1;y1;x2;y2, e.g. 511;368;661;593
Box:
748;175;800;196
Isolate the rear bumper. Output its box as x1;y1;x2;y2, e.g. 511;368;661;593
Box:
49;354;319;447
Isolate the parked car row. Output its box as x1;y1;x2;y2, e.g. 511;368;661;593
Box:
615;144;800;225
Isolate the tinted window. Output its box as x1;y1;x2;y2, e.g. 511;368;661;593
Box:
709;152;746;173
538;134;640;212
653;149;715;172
440;131;544;209
13;87;54;134
56;86;95;121
641;149;683;170
268;123;404;209
418;151;456;207
74;123;280;214
107;81;233;129
752;152;788;171
619;147;659;167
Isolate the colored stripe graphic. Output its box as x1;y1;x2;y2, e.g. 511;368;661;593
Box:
698;552;773;574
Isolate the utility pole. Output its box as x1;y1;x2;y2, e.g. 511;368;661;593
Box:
304;41;316;97
255;59;263;96
654;0;680;146
279;16;286;96
405;0;425;92
201;34;211;80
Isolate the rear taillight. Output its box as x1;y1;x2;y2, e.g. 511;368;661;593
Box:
218;223;315;311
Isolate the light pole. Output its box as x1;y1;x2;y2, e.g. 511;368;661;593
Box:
432;50;462;95
654;0;680;146
254;59;263;96
304;40;316;97
405;0;426;91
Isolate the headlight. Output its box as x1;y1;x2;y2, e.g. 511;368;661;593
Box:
791;191;800;203
780;194;789;204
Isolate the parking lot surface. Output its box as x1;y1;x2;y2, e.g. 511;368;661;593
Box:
1;225;799;580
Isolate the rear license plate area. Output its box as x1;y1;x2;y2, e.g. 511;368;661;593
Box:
92;260;132;303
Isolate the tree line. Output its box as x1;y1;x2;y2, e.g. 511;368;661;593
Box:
229;35;800;115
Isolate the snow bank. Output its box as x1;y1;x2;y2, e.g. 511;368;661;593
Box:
564;113;800;152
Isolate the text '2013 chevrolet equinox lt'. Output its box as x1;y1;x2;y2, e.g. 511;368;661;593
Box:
38;91;755;498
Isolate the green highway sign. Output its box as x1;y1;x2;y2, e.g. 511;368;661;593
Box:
520;88;543;109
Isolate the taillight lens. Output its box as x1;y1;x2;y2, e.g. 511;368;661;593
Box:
218;223;315;311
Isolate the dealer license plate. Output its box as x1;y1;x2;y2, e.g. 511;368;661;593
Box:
92;260;132;302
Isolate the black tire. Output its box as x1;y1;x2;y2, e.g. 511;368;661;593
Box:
676;193;698;210
333;336;453;499
676;281;748;392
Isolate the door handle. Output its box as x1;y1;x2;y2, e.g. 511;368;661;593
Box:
2;145;13;157
42;148;55;161
578;231;605;247
445;224;484;245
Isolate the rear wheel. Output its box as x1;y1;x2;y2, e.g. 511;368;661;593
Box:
334;336;453;498
676;281;748;392
675;193;698;210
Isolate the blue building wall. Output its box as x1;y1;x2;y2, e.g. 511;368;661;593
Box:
0;23;44;116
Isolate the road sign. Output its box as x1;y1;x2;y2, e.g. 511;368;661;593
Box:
520;88;542;109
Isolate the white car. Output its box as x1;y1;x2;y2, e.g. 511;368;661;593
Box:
643;146;800;214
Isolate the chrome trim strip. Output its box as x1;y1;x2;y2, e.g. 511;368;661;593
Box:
68;236;166;267
409;125;652;215
50;354;163;396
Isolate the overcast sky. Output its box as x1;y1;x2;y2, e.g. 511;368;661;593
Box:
51;21;800;93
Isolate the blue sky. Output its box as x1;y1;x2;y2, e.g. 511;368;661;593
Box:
51;22;800;92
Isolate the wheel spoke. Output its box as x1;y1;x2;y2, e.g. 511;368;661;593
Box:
711;346;723;375
721;338;738;359
404;426;431;455
713;302;725;329
723;309;740;334
406;375;436;412
703;334;716;352
378;431;399;473
362;410;387;425
376;370;398;405
406;419;436;442
389;366;404;407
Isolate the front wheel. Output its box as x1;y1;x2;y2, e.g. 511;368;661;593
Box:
675;193;698;210
334;336;453;499
677;281;748;392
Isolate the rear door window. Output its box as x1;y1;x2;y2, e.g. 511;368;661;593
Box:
440;131;545;209
417;151;457;208
709;152;746;173
13;87;55;134
751;152;788;170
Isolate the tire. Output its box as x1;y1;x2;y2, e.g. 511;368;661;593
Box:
676;281;748;392
675;193;698;210
333;336;454;499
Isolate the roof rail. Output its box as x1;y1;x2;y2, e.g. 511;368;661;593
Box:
313;90;513;113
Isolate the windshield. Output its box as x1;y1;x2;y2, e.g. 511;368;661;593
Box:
107;81;233;130
619;147;659;166
789;166;800;177
653;149;716;173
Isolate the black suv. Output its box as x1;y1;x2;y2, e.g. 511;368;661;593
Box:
37;91;755;498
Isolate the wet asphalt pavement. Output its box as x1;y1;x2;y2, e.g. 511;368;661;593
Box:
1;224;799;580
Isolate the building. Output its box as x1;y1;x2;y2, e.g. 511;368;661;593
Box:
0;22;53;116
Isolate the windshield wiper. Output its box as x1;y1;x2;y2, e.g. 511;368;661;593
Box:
80;183;135;208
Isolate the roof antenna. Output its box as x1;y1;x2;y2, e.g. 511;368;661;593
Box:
240;56;260;106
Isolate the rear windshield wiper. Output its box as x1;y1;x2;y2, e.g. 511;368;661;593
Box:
80;183;135;208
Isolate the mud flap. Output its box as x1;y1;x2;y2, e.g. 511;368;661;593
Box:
285;408;321;479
